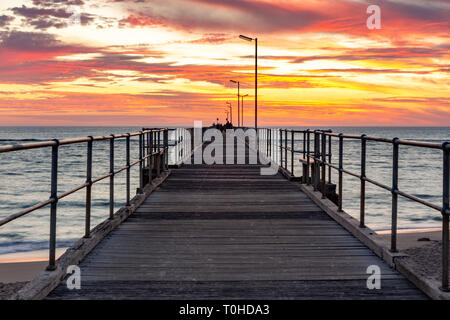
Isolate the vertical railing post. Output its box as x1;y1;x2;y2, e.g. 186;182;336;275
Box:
328;134;332;183
442;142;450;291
138;131;143;192
313;131;319;191
269;129;272;158
291;130;294;175
165;129;169;170
284;129;288;170
147;131;151;169
47;139;59;271
109;134;115;220
126;133;131;207
306;130;310;185
303;131;306;160
158;130;161;153
176;129;179;164
391;138;399;252
279;129;283;168
149;130;153;183
360;134;367;228
338;134;343;212
321;131;326;199
84;136;93;238
158;130;162;174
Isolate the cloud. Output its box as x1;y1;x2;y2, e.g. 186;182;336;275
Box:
0;31;71;51
118;0;324;32
382;0;450;22
32;0;85;5
11;4;95;30
0;15;14;28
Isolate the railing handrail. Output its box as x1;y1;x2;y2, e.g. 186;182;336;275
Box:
0;129;167;154
0;127;191;271
257;127;450;291
314;129;445;149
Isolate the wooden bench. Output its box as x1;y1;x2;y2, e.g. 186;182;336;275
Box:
299;157;315;184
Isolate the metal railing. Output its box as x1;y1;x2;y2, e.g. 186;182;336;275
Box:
259;128;450;291
0;128;178;270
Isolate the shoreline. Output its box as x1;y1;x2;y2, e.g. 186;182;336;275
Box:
0;248;66;284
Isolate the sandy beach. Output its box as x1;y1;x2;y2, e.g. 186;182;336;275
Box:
0;248;66;299
377;228;442;251
378;228;446;285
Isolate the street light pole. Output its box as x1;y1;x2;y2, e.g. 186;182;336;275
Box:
239;35;257;131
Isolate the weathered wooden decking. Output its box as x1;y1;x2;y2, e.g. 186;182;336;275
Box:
47;140;426;299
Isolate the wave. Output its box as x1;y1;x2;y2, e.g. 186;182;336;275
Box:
0;239;76;255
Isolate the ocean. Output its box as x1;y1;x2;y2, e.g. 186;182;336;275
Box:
0;126;449;256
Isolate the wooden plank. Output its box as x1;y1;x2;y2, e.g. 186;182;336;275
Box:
46;140;427;300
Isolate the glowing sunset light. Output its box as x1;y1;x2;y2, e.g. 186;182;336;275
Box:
0;0;448;126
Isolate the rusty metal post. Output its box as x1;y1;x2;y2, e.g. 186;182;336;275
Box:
306;130;310;185
321;131;326;199
84;136;93;238
164;130;167;169
291;130;294;175
279;129;283;169
391;138;399;252
338;133;343;212
442;142;450;291
138;132;143;192
47;139;59;271
147;131;151;169
109;134;115;220
284;129;288;170
360;134;367;228
313;131;319;191
126;134;131;206
149;130;153;183
328;134;332;183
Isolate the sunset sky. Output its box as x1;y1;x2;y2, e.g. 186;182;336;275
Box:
0;0;449;126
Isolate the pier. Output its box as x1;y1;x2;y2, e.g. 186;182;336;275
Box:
1;128;449;299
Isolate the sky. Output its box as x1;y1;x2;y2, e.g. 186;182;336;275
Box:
0;0;449;126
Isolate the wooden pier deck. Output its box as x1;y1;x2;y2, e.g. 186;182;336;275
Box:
47;154;426;299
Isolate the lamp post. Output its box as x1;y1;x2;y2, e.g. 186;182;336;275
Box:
239;35;257;131
240;94;248;127
230;80;240;127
